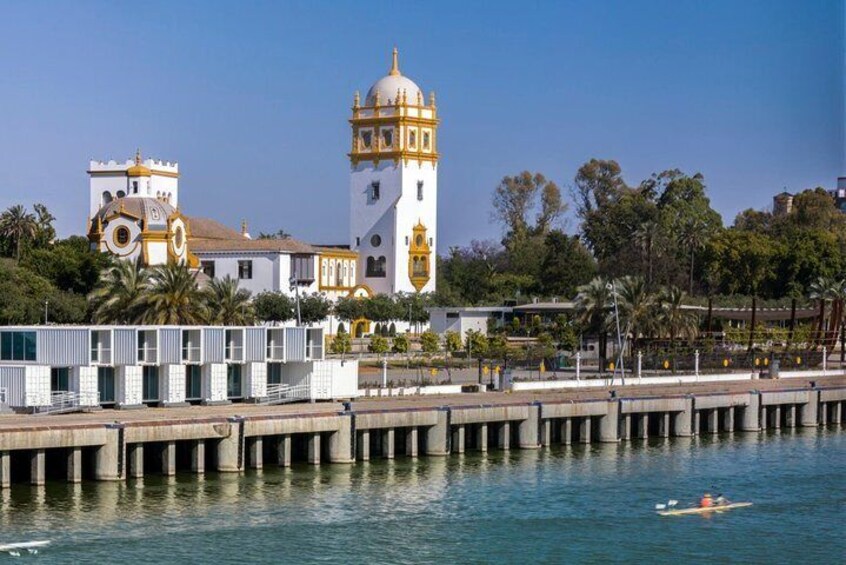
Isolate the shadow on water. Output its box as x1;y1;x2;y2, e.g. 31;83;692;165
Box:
0;427;844;564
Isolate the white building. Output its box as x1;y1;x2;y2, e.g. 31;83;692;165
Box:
0;325;358;411
349;48;438;295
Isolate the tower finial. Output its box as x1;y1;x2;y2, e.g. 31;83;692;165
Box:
135;148;142;165
241;219;248;237
389;47;400;76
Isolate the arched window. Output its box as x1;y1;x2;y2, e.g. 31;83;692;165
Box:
366;256;386;278
102;191;113;206
116;190;126;199
336;261;343;286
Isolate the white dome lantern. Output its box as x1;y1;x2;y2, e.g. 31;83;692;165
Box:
365;48;422;106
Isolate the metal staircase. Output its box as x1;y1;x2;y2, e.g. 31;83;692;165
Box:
259;382;311;405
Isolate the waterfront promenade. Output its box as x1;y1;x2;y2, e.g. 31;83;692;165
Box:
1;375;844;488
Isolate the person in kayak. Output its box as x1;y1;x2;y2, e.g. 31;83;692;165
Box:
715;494;728;506
700;493;714;508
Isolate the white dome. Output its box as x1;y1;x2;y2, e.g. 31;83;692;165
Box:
364;48;423;106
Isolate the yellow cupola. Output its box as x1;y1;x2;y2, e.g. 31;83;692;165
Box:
126;149;152;177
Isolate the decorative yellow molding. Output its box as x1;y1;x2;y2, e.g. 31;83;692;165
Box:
408;221;431;292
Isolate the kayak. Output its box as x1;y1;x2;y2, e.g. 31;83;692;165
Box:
0;540;51;554
657;502;752;516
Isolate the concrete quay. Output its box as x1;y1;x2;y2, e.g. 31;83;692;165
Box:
1;376;844;488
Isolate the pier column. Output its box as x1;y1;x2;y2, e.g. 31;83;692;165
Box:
833;402;842;425
541;420;551;447
357;431;370;461
477;423;488;452
277;435;292;467
162;441;176;476
821;403;828;425
785;405;797;429
599;401;620;443
191;440;205;474
800;390;819;427
248;438;263;470
128;444;144;479
383;429;395;460
425;410;449;456
0;451;10;489
216;421;243;473
637;414;648;439
741;393;760;432
621;414;631;440
453;425;466;454
30;449;45;486
659;413;670;438
707;409;719;434
579;417;592;444
773;406;781;430
94;426;123;481
67;447;82;484
673;399;693;437
498;422;511;450
308;433;321;465
693;411;701;435
329;415;354;464
518;405;541;449
406;427;418;457
723;407;735;433
561;419;572;445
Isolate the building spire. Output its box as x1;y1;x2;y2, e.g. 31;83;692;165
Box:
135;148;142;165
389;47;400;76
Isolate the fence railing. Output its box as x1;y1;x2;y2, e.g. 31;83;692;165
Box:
25;390;100;414
261;380;311;405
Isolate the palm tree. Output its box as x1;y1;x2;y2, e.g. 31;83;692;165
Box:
0;205;38;262
203;276;255;325
89;259;149;324
656;286;699;349
633;220;660;286
808;276;837;348
615;276;656;353
678;219;708;295
143;263;204;325
576;277;611;367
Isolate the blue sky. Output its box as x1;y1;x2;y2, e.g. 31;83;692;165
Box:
0;0;842;250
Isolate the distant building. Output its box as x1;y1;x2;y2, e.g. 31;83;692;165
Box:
772;191;794;217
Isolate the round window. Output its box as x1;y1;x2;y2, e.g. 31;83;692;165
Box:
174;226;184;248
370;234;382;247
115;226;130;247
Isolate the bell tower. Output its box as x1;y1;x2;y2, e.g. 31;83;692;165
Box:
349;48;439;294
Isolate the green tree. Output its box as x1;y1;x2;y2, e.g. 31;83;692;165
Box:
492;171;565;238
203;277;255;325
89;259;148;324
391;333;409;354
254;291;294;322
23;236;113;295
704;230;776;296
420;330;440;354
0;205;38;262
297;293;332;325
464;329;489;359
369;334;389;354
32;203;56;248
444;330;462;355
656;286;699;347
331;329;352;354
143;263;204;325
539;231;597;298
615;276;656;352
333;296;367;322
0;259;86;324
576;277;611;366
364;294;402;324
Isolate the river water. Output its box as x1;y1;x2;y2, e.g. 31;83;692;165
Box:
1;429;843;564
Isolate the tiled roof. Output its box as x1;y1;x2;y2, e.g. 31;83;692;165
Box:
187;216;315;254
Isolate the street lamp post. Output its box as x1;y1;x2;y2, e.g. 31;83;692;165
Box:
289;277;302;326
607;282;626;386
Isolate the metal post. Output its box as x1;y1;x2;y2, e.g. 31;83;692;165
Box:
576;352;581;381
694;350;700;381
823;347;827;374
382;356;387;388
607;282;626;386
289;277;302;326
637;351;642;381
44;299;49;325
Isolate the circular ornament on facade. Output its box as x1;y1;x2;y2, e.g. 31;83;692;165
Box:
370;234;382;247
114;226;130;248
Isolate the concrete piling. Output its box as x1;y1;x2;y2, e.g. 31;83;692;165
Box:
800;391;818;427
561;419;572;445
357;431;370;461
329;417;354;464
622;414;632;440
162;441;176;476
580;417;591;444
541;420;551;447
308;433;321;465
498;422;511;450
599;402;620;443
637;414;648;440
383;429;395;459
30;449;45;486
426;410;449;456
278;435;292;467
67;447;82;484
519;405;541;449
833;402;842;425
128;444;144;479
707;409;719;434
216;429;241;473
248;438;263;470
453;425;466;454
191;440;205;474
406;427;418;457
786;405;796;429
659;413;670;438
742;393;760;432
821;403;828;425
0;451;10;489
94;427;123;481
673;399;693;437
773;406;781;430
477;423;488;452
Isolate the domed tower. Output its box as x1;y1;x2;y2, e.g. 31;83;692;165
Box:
349;48;438;294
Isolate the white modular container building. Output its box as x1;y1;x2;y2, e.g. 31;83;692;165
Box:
0;325;357;411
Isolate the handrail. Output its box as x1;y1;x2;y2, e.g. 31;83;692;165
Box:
26;390;100;415
261;378;311;405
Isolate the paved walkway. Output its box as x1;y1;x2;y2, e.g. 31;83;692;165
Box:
0;375;842;432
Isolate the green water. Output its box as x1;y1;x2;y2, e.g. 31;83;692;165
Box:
1;429;844;564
